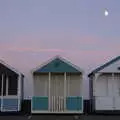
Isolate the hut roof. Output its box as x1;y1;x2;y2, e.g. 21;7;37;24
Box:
0;60;23;76
88;56;120;77
33;56;83;74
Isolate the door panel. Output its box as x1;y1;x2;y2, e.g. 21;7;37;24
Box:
50;74;64;112
95;97;114;110
96;75;108;96
114;97;120;110
95;74;120;110
113;74;120;109
107;75;113;96
114;74;120;97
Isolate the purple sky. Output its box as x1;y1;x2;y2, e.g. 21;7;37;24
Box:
0;0;120;73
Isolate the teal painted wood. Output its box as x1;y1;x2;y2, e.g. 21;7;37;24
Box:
34;58;80;73
66;96;83;111
32;96;48;110
2;98;18;111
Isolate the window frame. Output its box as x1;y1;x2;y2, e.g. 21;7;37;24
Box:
0;74;18;96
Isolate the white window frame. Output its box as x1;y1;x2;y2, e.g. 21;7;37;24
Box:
0;74;18;97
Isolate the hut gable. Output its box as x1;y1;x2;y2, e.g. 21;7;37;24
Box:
0;62;18;76
0;60;24;112
0;60;23;76
33;56;82;73
89;56;120;76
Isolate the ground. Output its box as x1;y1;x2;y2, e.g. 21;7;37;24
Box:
1;115;120;120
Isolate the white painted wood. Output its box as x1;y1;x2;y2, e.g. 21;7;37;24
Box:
31;110;83;114
94;73;120;110
67;74;81;96
113;73;120;109
48;72;51;111
1;74;3;111
114;97;120;110
34;74;48;96
50;96;64;112
50;74;64;112
107;74;113;97
66;74;70;96
94;73;114;110
94;74;108;97
64;72;66;111
100;59;120;73
2;96;18;98
80;74;83;97
95;96;114;110
112;73;116;109
92;76;95;96
18;74;21;111
93;73;101;96
113;74;120;97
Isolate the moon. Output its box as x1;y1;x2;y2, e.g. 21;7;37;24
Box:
104;9;109;16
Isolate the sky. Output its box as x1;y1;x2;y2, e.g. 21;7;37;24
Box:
0;0;120;99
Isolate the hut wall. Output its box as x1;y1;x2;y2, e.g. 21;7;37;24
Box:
34;75;48;96
94;73;120;110
112;74;120;110
66;74;82;96
50;73;64;97
95;74;108;96
32;73;83;113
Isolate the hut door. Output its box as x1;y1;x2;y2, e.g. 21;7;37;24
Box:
113;74;120;110
50;74;64;112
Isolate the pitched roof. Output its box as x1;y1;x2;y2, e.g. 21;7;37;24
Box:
0;59;23;76
88;56;120;77
33;56;83;74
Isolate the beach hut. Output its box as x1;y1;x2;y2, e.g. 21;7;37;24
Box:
0;60;24;112
88;56;120;112
32;56;83;114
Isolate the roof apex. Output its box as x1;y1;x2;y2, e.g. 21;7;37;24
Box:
0;59;23;75
88;56;120;77
32;56;83;73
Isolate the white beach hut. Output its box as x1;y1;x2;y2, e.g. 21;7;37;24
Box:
89;56;120;112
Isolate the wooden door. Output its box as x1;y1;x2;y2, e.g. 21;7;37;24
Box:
50;74;64;112
113;74;120;110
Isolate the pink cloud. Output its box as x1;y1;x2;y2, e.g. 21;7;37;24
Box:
0;33;120;74
0;44;65;53
11;47;65;53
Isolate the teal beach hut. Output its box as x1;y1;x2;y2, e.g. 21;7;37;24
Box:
32;56;83;114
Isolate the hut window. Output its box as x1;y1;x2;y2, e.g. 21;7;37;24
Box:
118;67;120;70
8;76;18;95
0;75;2;95
3;75;6;96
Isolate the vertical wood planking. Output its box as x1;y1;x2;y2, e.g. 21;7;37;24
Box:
1;74;3;111
48;72;51;111
64;72;66;111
